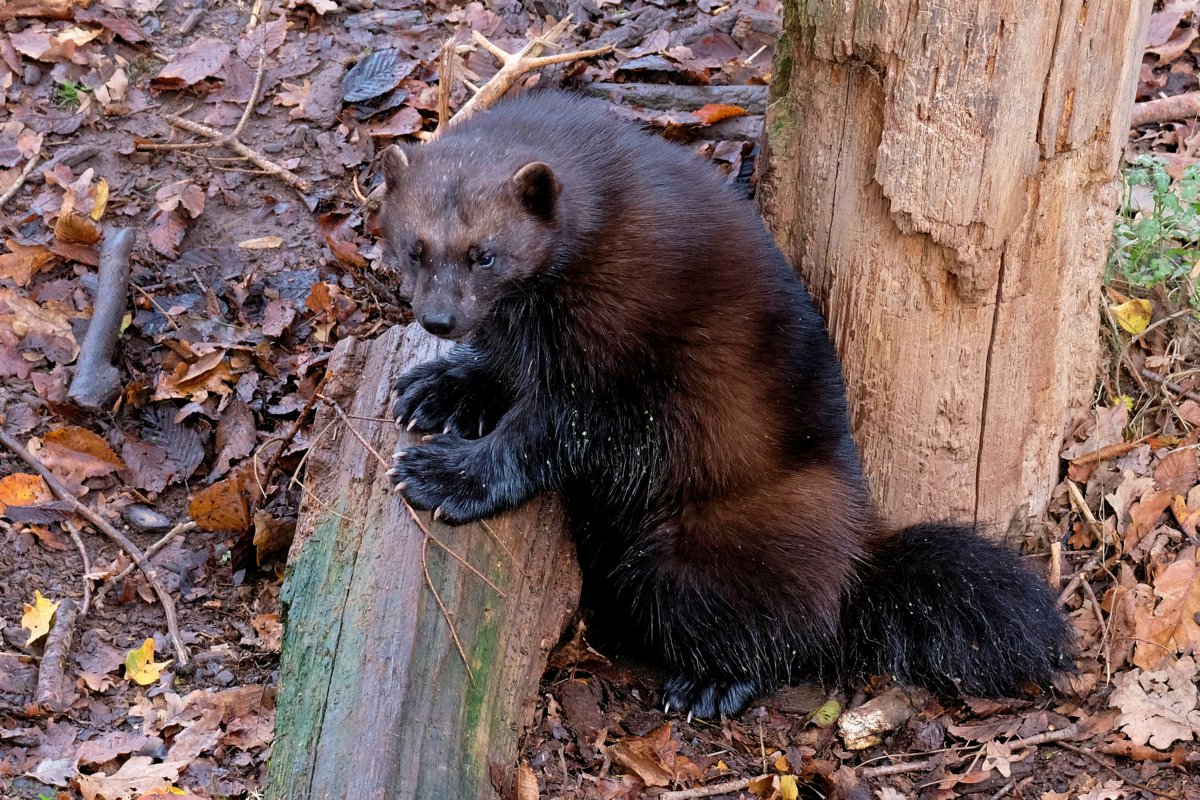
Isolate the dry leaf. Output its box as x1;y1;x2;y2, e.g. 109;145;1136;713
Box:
45;426;123;465
516;762;539;800
21;589;58;645
1111;298;1152;333
75;755;188;800
125;638;173;685
189;477;250;532
0;239;55;287
1110;656;1200;749
694;103;748;124
0;472;52;513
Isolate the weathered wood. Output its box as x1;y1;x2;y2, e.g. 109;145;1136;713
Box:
760;0;1149;528
267;324;580;800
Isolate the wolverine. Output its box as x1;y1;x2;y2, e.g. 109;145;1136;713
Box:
379;91;1073;718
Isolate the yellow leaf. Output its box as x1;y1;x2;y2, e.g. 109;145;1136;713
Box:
125;638;173;685
1111;298;1152;334
92;178;109;220
238;236;283;250
780;775;799;800
715;760;729;771
21;590;58;645
775;753;791;772
811;698;841;727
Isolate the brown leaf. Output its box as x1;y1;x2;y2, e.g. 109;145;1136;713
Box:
147;206;187;260
1177;400;1200;427
1126;488;1175;553
155;179;206;217
694;103;749;125
253;510;295;565
76;731;162;767
0;239;56;287
1155;448;1199;495
211;400;255;481
189;477;250;532
54;210;102;246
154;37;229;87
44;426;123;466
262;298;297;337
516;762;539;800
1135;548;1200;670
76;756;188;800
363;106;424;138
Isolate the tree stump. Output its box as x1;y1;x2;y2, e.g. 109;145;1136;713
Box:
760;0;1151;528
267;324;581;800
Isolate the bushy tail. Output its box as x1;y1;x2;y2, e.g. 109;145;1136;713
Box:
840;522;1074;695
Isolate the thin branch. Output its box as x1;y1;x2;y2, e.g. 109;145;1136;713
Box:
96;521;197;607
661;778;752;800
35;597;76;712
1055;742;1180;800
1142;367;1200;404
0;428;189;666
0;154;41;210
423;535;473;684
256;371;327;502
64;519;92;616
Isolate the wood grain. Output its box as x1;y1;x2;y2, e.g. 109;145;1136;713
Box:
267;325;580;800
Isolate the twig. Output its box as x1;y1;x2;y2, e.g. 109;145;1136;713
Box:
255;372;328;502
1141;367;1200;404
0;154;41;210
987;779;1016;800
862;726;1080;780
236;0;271;140
661;777;752;800
67;228;135;410
136;1;310;196
63;519;92;616
422;534;473;684
0;428;189;666
1055;742;1180;800
131;283;181;331
35;597;76;712
453;21;613;132
96;521;197;607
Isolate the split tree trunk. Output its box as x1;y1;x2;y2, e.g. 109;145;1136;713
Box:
266;325;581;800
759;0;1151;529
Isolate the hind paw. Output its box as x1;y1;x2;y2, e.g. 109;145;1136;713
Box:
663;673;760;719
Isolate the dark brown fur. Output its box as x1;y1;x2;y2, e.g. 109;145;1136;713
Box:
380;92;1073;717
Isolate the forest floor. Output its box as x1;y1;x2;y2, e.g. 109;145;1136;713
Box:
0;1;1198;799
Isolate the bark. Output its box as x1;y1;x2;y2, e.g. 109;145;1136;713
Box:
68;228;134;410
267;325;581;800
760;0;1150;528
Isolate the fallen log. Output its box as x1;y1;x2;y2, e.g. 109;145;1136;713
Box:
267;324;581;800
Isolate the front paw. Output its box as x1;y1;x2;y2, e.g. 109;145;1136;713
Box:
392;360;505;438
389;434;494;525
663;673;761;719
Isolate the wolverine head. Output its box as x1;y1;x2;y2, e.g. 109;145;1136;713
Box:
377;143;561;340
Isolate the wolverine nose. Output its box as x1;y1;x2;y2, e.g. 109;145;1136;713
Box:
420;311;457;337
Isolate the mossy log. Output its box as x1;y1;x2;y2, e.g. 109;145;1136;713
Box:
267;324;580;800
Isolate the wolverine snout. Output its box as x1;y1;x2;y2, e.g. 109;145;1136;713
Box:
419;309;458;337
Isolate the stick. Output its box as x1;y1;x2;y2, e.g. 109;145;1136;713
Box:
1055;742;1180;800
96;521;197;607
0;154;41;210
660;777;752;799
35;597;76;712
0;428;190;666
67;228;135;410
861;725;1080;780
1132;92;1200;127
1141;367;1200;404
255;371;328;502
64;519;92;616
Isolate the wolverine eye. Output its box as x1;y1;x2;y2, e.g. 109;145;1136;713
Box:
475;252;495;270
406;243;422;263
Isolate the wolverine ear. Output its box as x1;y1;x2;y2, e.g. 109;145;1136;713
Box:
513;161;560;220
381;145;411;190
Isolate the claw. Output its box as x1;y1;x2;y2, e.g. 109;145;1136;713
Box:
664;701;671;715
393;450;407;460
386;467;399;476
393;482;405;494
422;434;435;443
686;711;693;724
433;506;444;521
407;417;420;432
394;416;405;430
443;424;452;434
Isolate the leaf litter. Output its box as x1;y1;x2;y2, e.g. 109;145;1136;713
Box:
1;0;1194;799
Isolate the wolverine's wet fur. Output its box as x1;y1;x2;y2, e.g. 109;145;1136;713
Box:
380;92;1074;717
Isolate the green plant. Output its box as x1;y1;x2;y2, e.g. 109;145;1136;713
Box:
54;79;91;110
1108;153;1200;305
